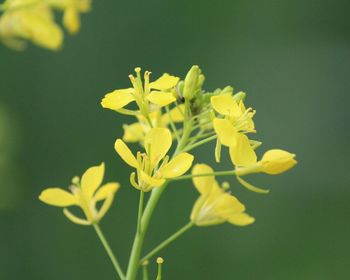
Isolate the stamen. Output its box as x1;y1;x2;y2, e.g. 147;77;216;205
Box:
144;71;151;94
130;172;140;189
71;176;80;185
221;181;230;191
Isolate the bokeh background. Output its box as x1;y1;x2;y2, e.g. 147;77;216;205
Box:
1;0;349;279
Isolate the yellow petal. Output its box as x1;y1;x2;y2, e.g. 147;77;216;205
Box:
20;11;63;50
228;213;255;226
149;73;179;90
213;118;238;146
122;123;145;142
39;188;76;207
260;149;297;175
101;88;135;111
77;0;92;12
190;195;225;226
144;128;172;167
94;183;120;201
192;164;215;195
160;153;194;178
211;95;240;117
213;193;245;218
81;162;105;199
140;171;165;191
63;7;80;34
114;139;138;168
63;208;91;225
229;134;257;167
147;91;176;107
96;191;116;222
162;104;185;124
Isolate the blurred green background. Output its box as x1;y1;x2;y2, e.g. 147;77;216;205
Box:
1;0;349;279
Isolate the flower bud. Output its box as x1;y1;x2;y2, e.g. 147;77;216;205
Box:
260;149;297;175
183;65;201;100
233;91;246;102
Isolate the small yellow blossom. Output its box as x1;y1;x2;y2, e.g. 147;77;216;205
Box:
229;133;297;193
122;105;185;144
211;94;255;146
39;163;119;225
115;127;194;192
0;1;63;50
190;164;254;226
101;68;179;116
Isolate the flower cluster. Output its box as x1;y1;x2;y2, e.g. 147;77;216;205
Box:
39;65;297;279
0;0;91;50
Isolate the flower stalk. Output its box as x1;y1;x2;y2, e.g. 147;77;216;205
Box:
93;224;125;280
141;221;194;263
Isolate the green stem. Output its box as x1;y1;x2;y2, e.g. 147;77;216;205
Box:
126;102;194;279
137;191;145;234
174;120;193;155
182;134;217;152
93;224;125;280
170;170;237;181
125;183;168;280
142;264;149;280
165;106;180;142
140;222;194;263
156;260;163;280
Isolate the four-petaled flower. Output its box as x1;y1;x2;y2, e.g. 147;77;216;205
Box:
191;164;255;226
39;162;119;225
211;94;256;146
101;67;179;116
115;127;194;192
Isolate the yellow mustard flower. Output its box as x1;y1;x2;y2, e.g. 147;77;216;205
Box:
190;164;254;226
115;127;194;192
122;105;185;144
229;133;297;193
48;0;91;34
39;163;119;225
211;94;256;147
0;1;63;50
101;68;179;116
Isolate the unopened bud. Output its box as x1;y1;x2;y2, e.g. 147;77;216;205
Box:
183;65;200;100
233;91;246;102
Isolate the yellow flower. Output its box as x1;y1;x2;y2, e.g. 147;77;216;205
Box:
122;105;185;144
115;127;194;192
101;68;179;116
0;1;63;50
229;133;297;193
190;164;254;226
39;163;120;225
211;94;255;146
49;0;91;34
